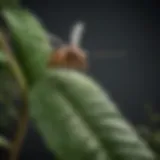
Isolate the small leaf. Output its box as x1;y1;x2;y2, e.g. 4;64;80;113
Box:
0;135;9;149
0;50;8;70
0;51;7;63
2;9;52;86
150;114;160;123
0;0;19;9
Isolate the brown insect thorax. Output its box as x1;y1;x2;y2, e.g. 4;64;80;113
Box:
47;45;88;71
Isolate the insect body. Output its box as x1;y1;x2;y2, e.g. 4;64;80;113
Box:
48;44;88;71
48;21;88;71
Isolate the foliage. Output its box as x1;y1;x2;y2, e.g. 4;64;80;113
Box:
0;29;27;160
0;1;157;160
2;9;52;86
137;104;160;159
0;0;19;9
0;47;21;140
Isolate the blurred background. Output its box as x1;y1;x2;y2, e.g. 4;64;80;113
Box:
18;0;159;159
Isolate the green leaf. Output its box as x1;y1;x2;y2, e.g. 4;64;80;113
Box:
0;0;19;9
29;78;109;160
0;51;7;67
0;135;9;149
2;9;52;86
136;125;151;139
150;114;160;123
29;69;155;160
0;68;20;139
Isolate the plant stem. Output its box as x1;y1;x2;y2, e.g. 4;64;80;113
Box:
0;31;28;160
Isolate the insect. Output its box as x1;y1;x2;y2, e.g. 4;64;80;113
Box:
48;44;88;70
47;21;88;71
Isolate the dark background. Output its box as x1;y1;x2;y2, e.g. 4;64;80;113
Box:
19;0;159;159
